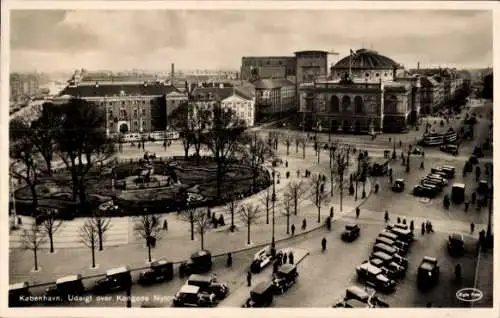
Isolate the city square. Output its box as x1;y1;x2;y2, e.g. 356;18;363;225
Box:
5;6;495;312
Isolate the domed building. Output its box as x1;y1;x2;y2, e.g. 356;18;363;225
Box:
299;49;421;134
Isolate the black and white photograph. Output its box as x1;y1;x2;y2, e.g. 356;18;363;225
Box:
2;1;496;314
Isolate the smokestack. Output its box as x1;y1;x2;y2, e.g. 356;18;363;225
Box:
171;63;175;84
417;62;420;71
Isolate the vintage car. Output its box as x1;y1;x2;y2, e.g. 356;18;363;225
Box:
333;285;390;308
272;264;299;294
186;274;229;300
412;185;438;198
9;282;31;307
392;179;405;192
448;233;465;257
417;256;440;289
250;246;275;274
370;251;407;274
173;285;216;307
138;259;174;285
440;144;459;156
94;266;132;294
45;274;85;301
179;250;213;277
389;227;414;244
341;224;360;242
355;262;396;294
242;281;274;308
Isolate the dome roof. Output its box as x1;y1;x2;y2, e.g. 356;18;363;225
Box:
332;49;400;70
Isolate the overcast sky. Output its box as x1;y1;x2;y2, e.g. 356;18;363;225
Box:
10;10;493;72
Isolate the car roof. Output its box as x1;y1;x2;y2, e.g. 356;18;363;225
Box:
179;284;200;294
395;179;404;182
252;281;274;294
441;165;455;170
452;183;466;189
422;256;438;263
56;274;81;284
450;233;464;240
346;223;358;229
345;286;369;298
106;266;130;276
188;274;212;282
151;259;169;267
360;262;382;275
344;299;369;308
278;264;296;274
419;262;435;271
9;282;29;290
375;243;396;252
376;274;389;282
372;251;392;260
192;250;211;258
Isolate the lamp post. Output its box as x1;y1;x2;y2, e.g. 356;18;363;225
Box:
355;153;361;201
486;163;493;246
392;139;396;160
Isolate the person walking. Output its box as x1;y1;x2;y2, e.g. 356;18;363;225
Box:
421;222;425;235
384;211;389;223
291;224;296;236
355;207;360;218
288;252;294;264
470;222;475;234
247;271;252;287
321;237;327;252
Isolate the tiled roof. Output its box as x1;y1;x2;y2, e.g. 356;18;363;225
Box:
59;83;179;98
333;49;400;70
191;87;253;101
252;78;295;89
419;76;440;88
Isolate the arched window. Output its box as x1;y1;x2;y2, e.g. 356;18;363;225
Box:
342;96;351;113
354;96;364;114
329;95;339;113
365;73;370;77
385;95;398;113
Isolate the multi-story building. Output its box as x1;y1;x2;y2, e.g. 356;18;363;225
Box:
295;51;329;84
299;49;420;133
191;85;255;127
253;78;296;117
58;81;184;135
10;73;40;101
240;56;297;81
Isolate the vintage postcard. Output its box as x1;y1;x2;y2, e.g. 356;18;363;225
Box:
1;1;497;317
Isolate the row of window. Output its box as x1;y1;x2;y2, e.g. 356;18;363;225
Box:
98;99;154;107
109;120;146;129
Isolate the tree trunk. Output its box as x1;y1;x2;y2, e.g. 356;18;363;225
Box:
330;173;334;197
296;142;298;153
190;215;194;240
294;197;298;215
33;247;38;271
49;231;54;253
78;180;87;207
183;141;190;159
286;144;290;156
317;150;320;164
317;206;321;223
29;184;39;211
91;238;96;268
247;223;251;244
147;244;152;262
126;285;132;308
303;145;306;159
216;163;223;200
98;227;104;251
266;199;269;224
286;212;290;234
231;205;235;232
44;156;53;176
200;230;204;250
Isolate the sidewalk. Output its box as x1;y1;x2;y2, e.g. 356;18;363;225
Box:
9;150;371;286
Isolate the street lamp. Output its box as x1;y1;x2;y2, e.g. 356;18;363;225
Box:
271;169;276;245
355;153;362;201
486;163;493;246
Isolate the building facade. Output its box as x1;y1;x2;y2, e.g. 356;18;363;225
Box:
295;51;329;84
299;49;419;133
240;56;296;81
253;79;296;116
191;86;255;127
10;73;39;101
58;81;184;135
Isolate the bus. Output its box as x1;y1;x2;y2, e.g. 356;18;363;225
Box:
422;129;457;146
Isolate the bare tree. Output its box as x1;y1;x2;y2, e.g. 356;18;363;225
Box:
133;214;163;262
9;119;41;212
91;213;112;251
331;146;350;212
79;219;99;268
21;222;47;271
38;207;63;254
239;203;261;245
194;209;212;250
285;179;307;216
180;206;197;240
259;187;272;224
189;103;212;164
311;174;329;223
282;193;294;234
168;102;193;159
282;135;292;156
298;137;308;159
227;197;238;232
295;135;300;154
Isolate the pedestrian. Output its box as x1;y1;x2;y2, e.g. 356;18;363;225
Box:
288;251;294;264
470;222;475;234
291;224;296;235
330;206;334;218
321;237;327;252
207;208;211;219
421;222;425;235
283;253;288;264
397;217;401;224
402;218;407;225
302;218;307;230
163;219;168;231
410;220;414;232
355;207;360;218
384;211;389;223
399;140;402;147
464;201;469;212
389;137;392;143
247;271;252;287
285;160;288;168
227;253;232;267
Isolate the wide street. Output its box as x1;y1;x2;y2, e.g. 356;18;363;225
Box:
9;99;493;308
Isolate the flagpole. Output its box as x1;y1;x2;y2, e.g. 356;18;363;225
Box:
349;50;352;79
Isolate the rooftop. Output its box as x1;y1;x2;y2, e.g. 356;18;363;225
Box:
191;86;253;101
332;49;401;70
252;78;295;89
59;82;180;98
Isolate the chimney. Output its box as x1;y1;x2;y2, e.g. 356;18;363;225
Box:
219;83;224;89
417;62;420;71
171;63;175;84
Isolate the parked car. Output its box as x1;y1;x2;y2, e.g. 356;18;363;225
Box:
179;250;212;277
355;262;396;294
451;183;466;204
173;285;215;307
94;266;131;294
448;233;465;257
9;282;31;307
186;274;229;300
412;147;424;155
341;224;360;242
138;259;174;285
469;155;479;165
375;236;395;247
477;180;490;195
392;179;405;192
392;254;409;269
440;165;456;178
373;242;400;257
250;246;275;273
426;174;448;186
413;185;437;198
389;227;414;244
379;231;398;242
417;256;440;289
272;264;299;294
45;274;85;301
440;144;459;156
242;281;274;308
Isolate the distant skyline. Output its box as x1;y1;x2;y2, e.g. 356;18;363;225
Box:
10;10;493;73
